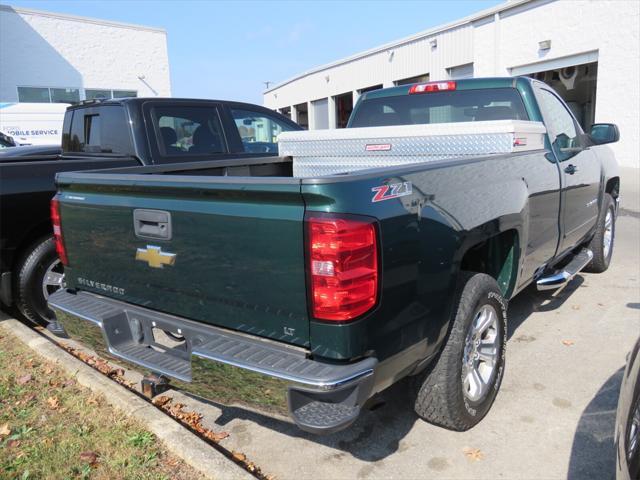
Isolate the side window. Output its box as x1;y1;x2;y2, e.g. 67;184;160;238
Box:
61;111;73;151
84;115;101;152
536;88;580;158
99;106;134;155
231;108;295;154
152;106;226;157
64;107;133;155
68;110;85;152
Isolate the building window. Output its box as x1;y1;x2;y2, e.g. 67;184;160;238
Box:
51;88;80;103
17;86;80;103
279;106;291;119
113;90;137;98
394;74;430;86
85;89;111;100
17;87;50;103
447;63;474;79
86;89;138;100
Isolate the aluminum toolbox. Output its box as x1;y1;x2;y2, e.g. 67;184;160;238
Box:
278;120;547;177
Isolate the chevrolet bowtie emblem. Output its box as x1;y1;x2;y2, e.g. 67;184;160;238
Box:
135;245;176;268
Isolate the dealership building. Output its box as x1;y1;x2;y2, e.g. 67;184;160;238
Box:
264;0;640;170
0;4;171;103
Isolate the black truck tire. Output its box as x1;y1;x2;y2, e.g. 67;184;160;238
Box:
583;193;616;273
412;272;507;431
15;235;63;324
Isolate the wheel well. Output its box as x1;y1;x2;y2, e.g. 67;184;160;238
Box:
460;230;519;297
11;221;53;272
605;176;619;197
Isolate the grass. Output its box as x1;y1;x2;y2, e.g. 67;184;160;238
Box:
0;329;204;480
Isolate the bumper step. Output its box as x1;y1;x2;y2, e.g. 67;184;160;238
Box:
49;289;377;389
49;289;379;433
536;248;593;291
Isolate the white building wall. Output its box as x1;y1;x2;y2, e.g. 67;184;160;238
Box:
0;5;171;101
265;0;640;169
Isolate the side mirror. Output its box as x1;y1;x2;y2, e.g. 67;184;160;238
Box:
590;123;620;145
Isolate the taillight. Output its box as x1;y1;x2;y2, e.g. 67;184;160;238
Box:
50;197;68;266
306;214;378;322
409;81;456;94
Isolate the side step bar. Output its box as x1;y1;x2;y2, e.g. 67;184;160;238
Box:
536;248;593;291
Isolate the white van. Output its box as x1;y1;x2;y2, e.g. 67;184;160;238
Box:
0;102;69;146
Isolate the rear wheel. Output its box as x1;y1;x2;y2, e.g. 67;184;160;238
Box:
584;193;616;273
412;272;507;430
15;236;65;324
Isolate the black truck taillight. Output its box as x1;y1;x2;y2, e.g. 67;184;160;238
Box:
50;197;68;266
306;213;378;322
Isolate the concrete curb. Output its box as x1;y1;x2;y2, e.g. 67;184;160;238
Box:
0;317;253;480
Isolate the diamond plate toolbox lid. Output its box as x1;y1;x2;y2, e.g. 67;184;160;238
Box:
278;120;547;178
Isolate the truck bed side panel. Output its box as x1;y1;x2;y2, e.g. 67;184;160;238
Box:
303;150;560;362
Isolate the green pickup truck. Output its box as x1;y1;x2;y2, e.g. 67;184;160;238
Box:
48;77;620;434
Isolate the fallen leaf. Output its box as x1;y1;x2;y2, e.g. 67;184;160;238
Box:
562;340;575;346
463;447;484;461
0;423;10;438
79;451;98;465
46;396;60;410
232;451;246;462
203;430;229;443
87;396;100;406
16;374;32;385
44;366;54;375
63;379;76;387
152;395;172;407
6;439;21;448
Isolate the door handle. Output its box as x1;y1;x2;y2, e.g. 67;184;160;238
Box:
133;209;172;240
564;164;578;175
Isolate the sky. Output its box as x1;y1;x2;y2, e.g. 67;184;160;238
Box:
7;0;502;104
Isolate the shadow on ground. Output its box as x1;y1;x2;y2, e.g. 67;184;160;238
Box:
567;367;625;480
507;276;585;340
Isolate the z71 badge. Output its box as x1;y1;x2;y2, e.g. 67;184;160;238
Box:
371;182;412;203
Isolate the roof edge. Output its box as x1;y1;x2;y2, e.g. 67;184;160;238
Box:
0;4;166;33
264;0;533;94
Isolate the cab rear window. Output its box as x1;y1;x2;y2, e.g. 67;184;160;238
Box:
349;88;528;128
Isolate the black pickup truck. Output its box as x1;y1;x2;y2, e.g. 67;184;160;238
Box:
49;77;621;434
0;98;300;325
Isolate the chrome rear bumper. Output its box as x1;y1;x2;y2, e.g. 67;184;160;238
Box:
49;289;377;433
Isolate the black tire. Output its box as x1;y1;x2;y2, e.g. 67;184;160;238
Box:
15;235;64;324
583;193;616;273
412;272;507;431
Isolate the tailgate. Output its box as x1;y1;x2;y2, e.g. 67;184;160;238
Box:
57;177;310;347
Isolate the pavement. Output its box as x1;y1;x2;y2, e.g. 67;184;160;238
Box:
2;207;639;480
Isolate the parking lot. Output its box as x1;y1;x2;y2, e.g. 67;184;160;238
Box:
150;213;637;480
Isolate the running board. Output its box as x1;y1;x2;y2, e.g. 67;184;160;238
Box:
536;249;593;291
